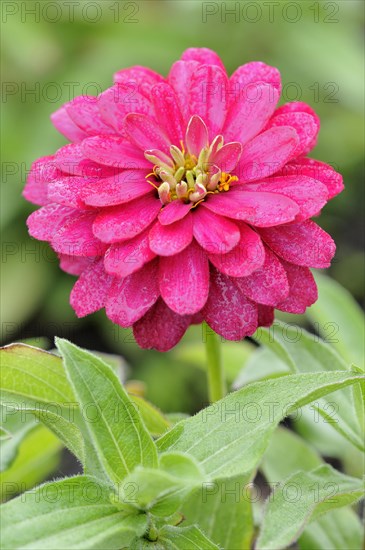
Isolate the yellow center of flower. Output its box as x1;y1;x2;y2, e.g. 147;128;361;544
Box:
144;138;238;207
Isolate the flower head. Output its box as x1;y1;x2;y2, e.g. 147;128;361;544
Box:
25;48;343;351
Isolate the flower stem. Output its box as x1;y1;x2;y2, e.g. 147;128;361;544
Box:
203;323;226;403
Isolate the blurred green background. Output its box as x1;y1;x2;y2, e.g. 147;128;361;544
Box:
1;0;364;412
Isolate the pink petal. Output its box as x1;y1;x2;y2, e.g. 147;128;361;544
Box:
208;223;265;277
202;267;258;340
259;220;336;268
104;227;156;278
124;114;171;153
168;60;199;122
193;208;240;253
27;204;75;241
235;126;299;183
133;298;191;352
223;84;279;146
47;176;92;209
52;211;105;257
181;48;226;72
191;310;205;324
66;96;115;136
159;241;209;315
229;62;281;108
276;260;318;314
274;101;320;153
149;213;193;256
211;142;242;173
204;189;299;227
189;65;229;139
23;156;62;206
54;143;117;178
267;112;319;158
106;259;159;327
59;254;93;276
51;106;88;142
81;135;150;169
93;193;161;243
257;305;275;327
113;66;164;97
98;83;155;135
151;83;184;146
233;247;289;305
278;158;344;200
185;116;209;157
70;259;112;317
158;200;192;225
82;170;152;207
244;175;328;221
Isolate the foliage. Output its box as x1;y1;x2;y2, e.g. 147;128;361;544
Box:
1;283;364;550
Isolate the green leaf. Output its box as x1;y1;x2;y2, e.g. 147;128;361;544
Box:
1;475;148;549
173;340;255;383
159;525;220;549
0;426;11;440
130;395;171;437
307;272;365;368
0;425;62;501
256;464;364;550
118;453;204;518
253;327;296;372
0;408;37;471
0;344;74;407
253;322;365;451
182;475;254;549
261;428;364;550
0;343;162;480
0;344;106;478
294;407;364;471
26;408;85;465
261;427;322;482
233;347;290;389
254;321;348;373
132;525;220;549
56;338;158;485
298;507;364;550
157;371;364;480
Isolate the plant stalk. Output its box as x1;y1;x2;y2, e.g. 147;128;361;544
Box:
203;322;226;403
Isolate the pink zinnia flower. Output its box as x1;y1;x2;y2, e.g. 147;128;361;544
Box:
25;48;343;351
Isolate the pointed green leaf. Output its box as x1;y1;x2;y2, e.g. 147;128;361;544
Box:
253;322;365;451
256;465;364;550
261;427;322;482
0;344;74;407
131;395;171;437
56;338;158;485
307;272;365;368
118;453;204;518
0;343;162;480
26;409;85;465
0;408;37;471
261;427;364;550
182;475;254;550
298;507;364;550
0;425;62;501
233;347;290;389
157;371;364;480
1;476;148;549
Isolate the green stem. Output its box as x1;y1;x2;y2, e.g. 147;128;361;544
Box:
203;322;226;403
